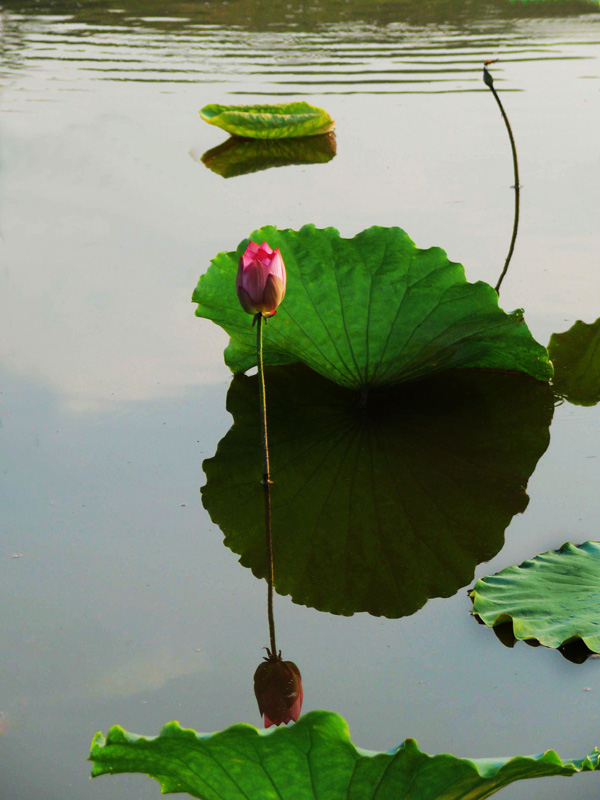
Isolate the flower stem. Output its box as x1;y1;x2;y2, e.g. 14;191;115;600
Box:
484;65;521;295
256;313;277;657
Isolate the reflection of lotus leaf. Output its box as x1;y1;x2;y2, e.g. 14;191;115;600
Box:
200;132;337;178
202;364;553;618
471;541;600;654
193;225;552;389
200;102;335;139
548;318;600;406
89;710;600;800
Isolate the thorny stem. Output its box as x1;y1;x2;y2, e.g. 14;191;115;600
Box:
484;65;521;295
256;313;277;657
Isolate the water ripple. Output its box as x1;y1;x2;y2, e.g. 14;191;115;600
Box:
1;10;598;98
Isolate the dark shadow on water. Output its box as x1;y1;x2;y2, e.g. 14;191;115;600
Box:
559;639;596;665
200;132;337;178
484;617;596;663
492;619;517;648
202;363;554;619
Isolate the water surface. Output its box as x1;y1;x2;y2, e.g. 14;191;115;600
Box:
1;2;600;798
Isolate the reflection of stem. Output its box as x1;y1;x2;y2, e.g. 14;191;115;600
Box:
256;313;277;656
484;65;521;295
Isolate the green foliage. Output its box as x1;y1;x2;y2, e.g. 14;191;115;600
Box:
200;132;337;178
89;710;600;800
549;317;600;406
199;102;335;139
193;225;552;389
10;0;600;30
202;364;553;618
471;541;600;652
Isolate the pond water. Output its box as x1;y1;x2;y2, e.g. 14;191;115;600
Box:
1;1;600;798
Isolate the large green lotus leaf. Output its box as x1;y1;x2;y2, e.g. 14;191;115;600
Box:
202;364;553;618
548;318;600;406
89;710;600;800
192;226;552;389
199;102;335;139
471;541;600;653
201;132;337;178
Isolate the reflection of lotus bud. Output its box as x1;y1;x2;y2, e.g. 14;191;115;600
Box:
236;241;286;318
253;649;303;728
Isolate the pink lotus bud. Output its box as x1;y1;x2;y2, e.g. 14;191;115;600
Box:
253;649;303;728
236;241;286;318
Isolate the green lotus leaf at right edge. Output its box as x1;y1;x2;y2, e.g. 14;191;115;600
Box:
470;542;600;658
548;317;600;406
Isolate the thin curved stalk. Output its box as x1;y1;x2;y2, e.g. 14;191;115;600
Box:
483;65;521;295
256;313;277;656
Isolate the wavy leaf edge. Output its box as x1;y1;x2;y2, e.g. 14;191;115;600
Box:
470;541;600;652
89;710;600;789
193;224;553;389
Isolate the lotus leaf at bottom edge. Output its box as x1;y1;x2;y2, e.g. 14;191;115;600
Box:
89;710;599;800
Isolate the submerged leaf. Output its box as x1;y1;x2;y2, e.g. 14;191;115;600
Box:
200;132;337;178
89;709;600;800
471;541;600;654
193;225;552;389
202;364;553;618
549;317;600;406
199;101;335;139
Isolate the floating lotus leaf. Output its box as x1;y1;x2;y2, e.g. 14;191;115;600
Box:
199;102;335;139
200;132;336;178
548;317;600;406
202;364;553;618
89;709;600;800
471;541;600;654
192;225;552;389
